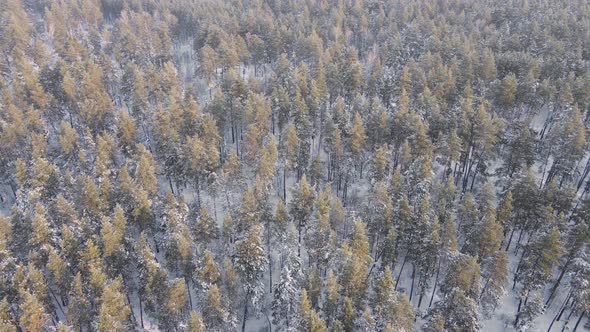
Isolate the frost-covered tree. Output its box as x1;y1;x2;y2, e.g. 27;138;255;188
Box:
235;224;267;332
272;263;299;330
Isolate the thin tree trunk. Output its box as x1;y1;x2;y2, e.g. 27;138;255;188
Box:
480;278;491;300
283;167;287;201
505;227;516;251
572;311;585;332
514;296;525;327
168;176;175;195
139;294;144;328
417;279;425;309
268;222;272;293
577;157;590;192
49;288;65;318
213;196;218;223
185;277;193;310
513;248;531;290
429;258;442;308
409;264;416;301
266;312;272;332
546;258;571;306
548;291;572;332
242;297;249;332
469;160;481;192
195;177;201;209
395;255;408;290
557;297;572;322
298;222;302;257
126;294;137;325
10;183;16;199
514;228;525;254
561;307;577;332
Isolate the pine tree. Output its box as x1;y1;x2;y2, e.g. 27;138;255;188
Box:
497;191;513;236
101;211;124;261
515;227;564;320
477;206;503;262
199;250;221;287
310;310;328;332
458;193;478;254
422;313;445;332
29;203;52;265
164;278;188;329
56;322;74;332
97;278;131;332
440;254;480;299
371;145;390;182
0;296;15;332
340;296;355;332
46;247;69;303
136;232;167;327
297;289;313;331
235;224;267;332
19;291;49;332
424;288;480;332
58;121;78;158
187;311;206;332
480;251;508;317
350;112;368;176
372;267;415;330
272;263;299;330
193;208;219;250
203;285;232;331
67;273;90;331
221;213;234;247
324;269;341;324
341;219;372;306
306;185;335;268
290;175;315;256
514;294;544;332
117;111;137;155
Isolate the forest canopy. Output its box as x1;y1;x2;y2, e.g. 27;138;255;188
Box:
0;0;589;331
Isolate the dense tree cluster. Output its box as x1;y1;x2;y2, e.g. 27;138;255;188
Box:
0;0;589;331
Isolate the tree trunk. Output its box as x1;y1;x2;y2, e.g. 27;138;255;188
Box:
561;307;577;332
429;258;442;308
409;264;416;301
514;297;524;327
10;183;16;199
546;258;572;306
266;312;273;332
417;283;425;309
505;227;516;251
139;294;144;328
49;288;65;318
572;311;586;332
185;277;193;310
283;167;287;201
126;294;137;325
395;255;408;290
514;228;525;254
577;157;590;192
168;176;175;195
195;177;201;210
513;248;531;290
298;222;302;257
242;297;249;332
548;291;572;332
268;222;273;293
